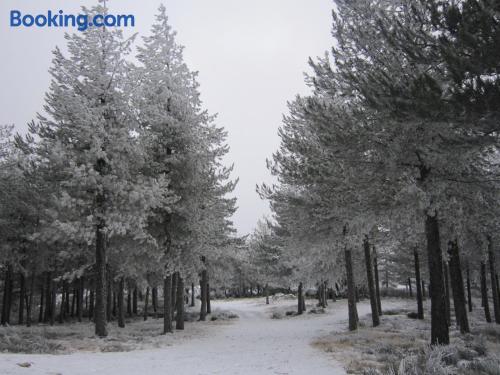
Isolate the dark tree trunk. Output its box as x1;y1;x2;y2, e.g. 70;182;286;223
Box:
117;277;125;328
425;213;449;345
171;273;177;321
191;282;195;307
71;288;76;317
26;269;35;327
59;282;66;324
408;278;413;298
345;247;358;331
127;287;132;317
199;270;207;321
163;274;173;333
373;246;382;316
112;291;117;318
89;289;94;321
466;264;472;313
133;288;138;315
1;264;13;326
298;282;303;315
78;277;84;323
422;280;426;300
18;272;26;325
444;262;451;326
94;219;108;337
481;262;492;323
414;249;424;320
106;277;112;322
49;281;56;326
323;281;328;306
152;287;158;317
265;284;269;305
38;277;44;323
447;240;469;333
363;238;379;327
143;287;150;321
65;288;70;316
206;282;211;314
487;236;500;324
176;275;184;330
44;271;52;323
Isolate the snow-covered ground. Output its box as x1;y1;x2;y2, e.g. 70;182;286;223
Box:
0;298;405;375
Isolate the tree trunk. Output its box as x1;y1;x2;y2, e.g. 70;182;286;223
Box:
176;275;184;330
78;277;84;323
422;280;426;300
163;274;173;333
206;282;211;314
18;272;26;325
171;273;177;321
363;237;379;327
487;236;500;324
466;264;472;313
59;281;66;324
44;271;52;323
444;262;451;326
49;281;56;326
448;240;469;333
1;264;13;326
414;249;424;320
26;269;35;327
143;287;150;321
345;247;358;331
408;278;413;298
118;277;125;328
89;289;94;321
199;270;207;321
133;287;138;315
38;277;44;323
425;213;449;345
127;287;132;317
152;287;158;318
94;219;108;337
191;282;195;307
373;246;382;316
480;262;492;322
265;284;269;305
298;282;303;315
71;288;76;317
112;291;117;318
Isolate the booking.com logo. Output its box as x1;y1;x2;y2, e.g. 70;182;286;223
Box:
10;10;135;31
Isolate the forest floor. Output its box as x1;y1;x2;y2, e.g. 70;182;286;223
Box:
0;297;406;375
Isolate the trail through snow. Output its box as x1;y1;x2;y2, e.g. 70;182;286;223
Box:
0;298;404;375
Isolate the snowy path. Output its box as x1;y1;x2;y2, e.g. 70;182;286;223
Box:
0;298;403;375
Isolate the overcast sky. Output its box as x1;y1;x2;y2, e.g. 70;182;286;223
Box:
0;0;333;235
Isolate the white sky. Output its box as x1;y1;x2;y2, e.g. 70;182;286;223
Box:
0;0;333;235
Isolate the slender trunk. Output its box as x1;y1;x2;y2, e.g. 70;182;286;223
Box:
163;274;172;334
345;247;358;331
78;277;84;323
65;288;70;316
26;269;35;327
112;291;117;318
38;276;44;323
18;272;26;325
364;237;379;327
487;236;500;324
143;287;150;321
448;240;469;333
298;282;303;315
466;264;472;313
106;273;112;322
49;281;56;326
323;281;328;306
89;289;94;321
59;281;66;324
94;219;108;337
414;249;424;320
422;280;426;300
1;264;13;325
117;277;125;328
191;282;195;307
171;273;177;320
44;271;51;322
127;287;132;317
481;262;492;322
408;278;413;298
199;270;207;321
425;213;449;345
444;262;451;326
71;288;76;317
176;275;184;330
265;284;269;305
152;287;158;317
133;288;138;315
373;246;382;316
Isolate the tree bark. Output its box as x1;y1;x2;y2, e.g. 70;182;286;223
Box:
373;246;382;316
466;264;472;313
199;270;207;321
77;277;84;323
38;276;44;323
143;287;150;321
206;282;211;314
298;282;303;315
265;284;269;305
89;289;94;321
26;268;36;327
118;277;125;328
127;287;132;317
481;262;492;323
414;249;424;320
422;280;426;300
176;275;184;330
94;219;108;337
487;236;500;324
49;280;56;326
345;247;358;331
425;213;449;345
44;271;52;323
152;287;158;318
163;274;172;333
59;281;66;324
133;287;138;315
171;273;177;321
363;237;379;327
1;264;13;326
447;240;469;333
444;262;451;326
408;278;413;298
18;272;26;325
